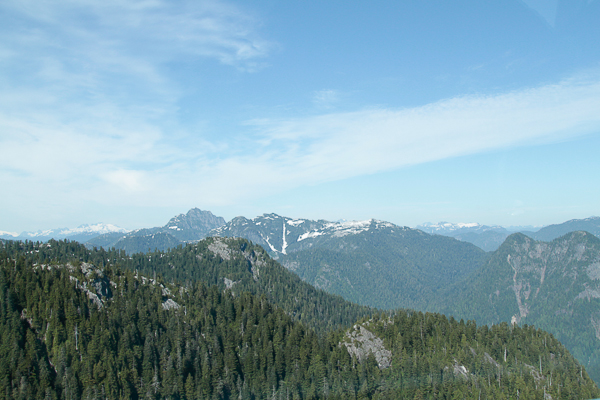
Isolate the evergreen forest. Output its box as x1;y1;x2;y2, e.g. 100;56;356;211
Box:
0;239;598;399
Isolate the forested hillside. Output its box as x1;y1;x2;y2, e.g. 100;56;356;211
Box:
1;239;598;399
5;238;374;334
212;214;488;310
428;231;600;384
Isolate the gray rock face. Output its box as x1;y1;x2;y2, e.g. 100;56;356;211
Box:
162;298;181;310
208;238;232;260
343;324;392;369
164;208;226;239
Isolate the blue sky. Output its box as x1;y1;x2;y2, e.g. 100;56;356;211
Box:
1;0;600;232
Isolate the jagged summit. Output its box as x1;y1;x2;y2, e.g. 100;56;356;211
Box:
164;207;225;233
86;208;226;254
211;214;404;256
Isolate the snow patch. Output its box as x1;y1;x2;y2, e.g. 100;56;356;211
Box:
0;231;19;237
282;223;288;255
297;219;395;242
298;230;325;241
286;219;305;227
261;234;278;253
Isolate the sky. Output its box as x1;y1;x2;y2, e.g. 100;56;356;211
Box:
1;0;600;233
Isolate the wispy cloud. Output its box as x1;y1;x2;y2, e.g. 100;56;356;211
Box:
3;70;600;220
313;89;340;109
193;72;600;204
1;2;600;228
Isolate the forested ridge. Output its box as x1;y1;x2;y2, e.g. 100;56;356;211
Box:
1;239;598;399
427;231;600;384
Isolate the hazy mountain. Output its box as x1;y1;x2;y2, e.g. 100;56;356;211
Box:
448;230;511;252
416;221;512;251
162;207;226;241
0;223;129;242
0;230;18;238
524;216;600;242
416;221;505;235
211;213;489;310
429;231;600;383
86;208;225;253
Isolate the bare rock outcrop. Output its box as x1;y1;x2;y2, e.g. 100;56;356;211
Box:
342;324;392;369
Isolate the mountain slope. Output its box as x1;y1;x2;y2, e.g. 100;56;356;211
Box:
2;239;598;399
526;216;600;242
16;237;375;334
430;231;600;383
212;214;489;309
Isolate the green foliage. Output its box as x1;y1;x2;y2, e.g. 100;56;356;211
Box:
429;231;600;384
277;227;489;310
0;239;598;399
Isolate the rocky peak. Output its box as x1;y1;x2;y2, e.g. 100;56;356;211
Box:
164;208;225;232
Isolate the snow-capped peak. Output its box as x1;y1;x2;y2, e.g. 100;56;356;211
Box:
57;223;130;236
0;230;19;237
297;219;396;241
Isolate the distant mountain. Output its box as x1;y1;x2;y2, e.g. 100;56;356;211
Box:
416;221;500;235
162;207;227;241
416;221;512;251
0;223;129;242
525;216;600;242
429;231;600;384
211;213;489;310
0;230;18;238
86;208;225;253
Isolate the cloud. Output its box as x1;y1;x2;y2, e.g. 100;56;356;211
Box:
1;0;271;70
0;0;273;225
103;71;600;210
521;0;559;27
4;70;600;216
243;73;600;184
313;89;340;109
1;0;600;232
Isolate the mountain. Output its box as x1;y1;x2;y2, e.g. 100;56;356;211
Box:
416;221;501;235
430;231;600;384
0;223;129;242
211;214;489;310
0;230;18;238
162;207;227;241
525;216;600;242
30;236;376;334
86;208;226;253
449;229;513;252
416;221;514;251
2;239;598;399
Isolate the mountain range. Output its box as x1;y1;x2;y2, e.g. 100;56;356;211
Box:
417;218;600;251
86;208;226;253
4;208;600;385
212;214;488;310
2;238;598;399
0;223;129;243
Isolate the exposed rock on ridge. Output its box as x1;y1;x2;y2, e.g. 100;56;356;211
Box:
343;324;392;369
